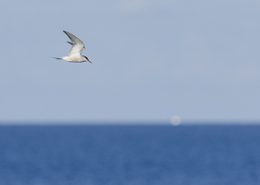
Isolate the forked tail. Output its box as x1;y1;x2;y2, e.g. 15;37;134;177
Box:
53;57;62;60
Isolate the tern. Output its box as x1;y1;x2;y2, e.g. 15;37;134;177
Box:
55;30;92;63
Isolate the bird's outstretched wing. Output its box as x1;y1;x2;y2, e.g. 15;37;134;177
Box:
63;30;85;56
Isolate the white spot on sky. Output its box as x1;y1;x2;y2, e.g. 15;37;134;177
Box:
170;115;182;126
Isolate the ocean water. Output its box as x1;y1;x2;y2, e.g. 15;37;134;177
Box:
0;125;260;185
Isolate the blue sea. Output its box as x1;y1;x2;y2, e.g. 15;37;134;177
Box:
0;124;260;185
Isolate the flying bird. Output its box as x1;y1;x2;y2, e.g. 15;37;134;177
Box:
55;30;92;63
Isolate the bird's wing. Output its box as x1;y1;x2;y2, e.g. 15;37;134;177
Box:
63;30;85;56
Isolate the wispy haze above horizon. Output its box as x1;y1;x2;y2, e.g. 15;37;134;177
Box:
0;0;260;123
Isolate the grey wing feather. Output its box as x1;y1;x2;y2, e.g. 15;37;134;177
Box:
63;30;85;46
63;30;86;55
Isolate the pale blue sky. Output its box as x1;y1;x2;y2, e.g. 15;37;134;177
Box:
0;0;260;123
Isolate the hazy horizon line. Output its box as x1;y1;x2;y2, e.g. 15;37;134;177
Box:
0;120;260;125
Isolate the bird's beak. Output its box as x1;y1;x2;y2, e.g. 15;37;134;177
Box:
87;59;92;64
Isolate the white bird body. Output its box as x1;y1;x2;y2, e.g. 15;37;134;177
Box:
55;30;92;63
62;55;86;63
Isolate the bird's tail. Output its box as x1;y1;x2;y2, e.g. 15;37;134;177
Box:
53;57;62;60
